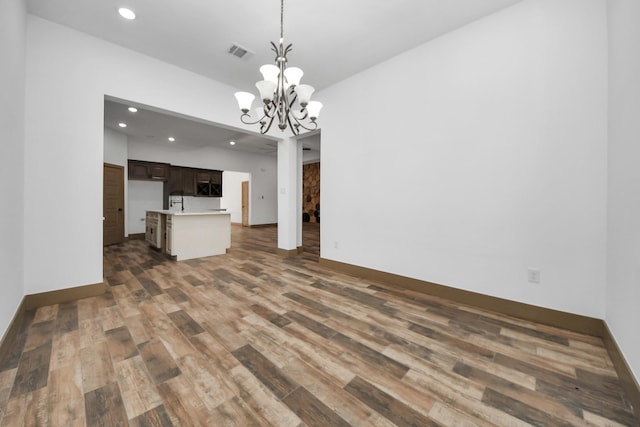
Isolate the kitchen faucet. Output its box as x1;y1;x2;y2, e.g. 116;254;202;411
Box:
169;191;185;211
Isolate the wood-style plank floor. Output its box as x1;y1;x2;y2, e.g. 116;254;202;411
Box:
1;223;638;426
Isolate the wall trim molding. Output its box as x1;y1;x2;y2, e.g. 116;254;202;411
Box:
127;233;145;240
601;323;640;419
24;282;107;310
319;256;639;418
277;247;303;258
0;282;107;368
319;258;603;334
249;223;277;229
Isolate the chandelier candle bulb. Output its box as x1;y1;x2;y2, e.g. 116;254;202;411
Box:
234;92;255;113
233;0;323;135
259;65;280;84
256;81;277;103
284;67;303;87
294;84;314;107
306;101;323;121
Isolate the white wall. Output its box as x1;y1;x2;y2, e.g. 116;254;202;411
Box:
128;181;164;235
222;171;251;224
104;127;128;166
24;15;270;294
0;0;26;339
128;139;276;225
606;0;640;385
104;127;129;235
319;0;608;318
167;196;221;214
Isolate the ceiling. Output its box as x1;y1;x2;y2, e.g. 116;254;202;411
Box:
27;0;523;92
34;0;522;157
104;98;320;159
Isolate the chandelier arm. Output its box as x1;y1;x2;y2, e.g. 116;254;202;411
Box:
287;91;308;121
295;109;309;121
261;115;276;134
292;120;317;132
276;81;290;131
263;102;277;119
286;114;300;136
286;89;297;110
288;110;317;132
270;41;279;60
239;113;265;126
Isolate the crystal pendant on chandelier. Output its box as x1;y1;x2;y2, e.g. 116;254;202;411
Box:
233;0;322;135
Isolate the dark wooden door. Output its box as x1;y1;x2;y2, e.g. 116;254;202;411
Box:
104;163;125;246
242;181;249;227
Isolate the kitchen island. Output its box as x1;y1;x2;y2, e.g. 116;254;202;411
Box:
146;210;231;261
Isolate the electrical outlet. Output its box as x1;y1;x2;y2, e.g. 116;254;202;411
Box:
528;268;540;284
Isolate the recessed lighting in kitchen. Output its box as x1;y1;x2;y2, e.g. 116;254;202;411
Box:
229;141;236;146
168;137;176;142
118;7;136;20
118;122;127;128
128;107;138;113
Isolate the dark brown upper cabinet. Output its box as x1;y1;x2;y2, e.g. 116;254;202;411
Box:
133;159;223;199
195;169;223;197
182;169;196;196
167;166;195;197
128;160;169;181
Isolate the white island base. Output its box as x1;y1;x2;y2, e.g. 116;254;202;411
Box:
164;212;231;261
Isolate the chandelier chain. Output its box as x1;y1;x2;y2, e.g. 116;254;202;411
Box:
280;0;284;39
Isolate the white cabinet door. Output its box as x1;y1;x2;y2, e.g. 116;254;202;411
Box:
145;212;153;244
166;215;173;254
145;212;160;248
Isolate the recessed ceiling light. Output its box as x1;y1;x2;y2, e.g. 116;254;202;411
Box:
118;7;136;20
168;137;176;142
118;122;127;128
128;107;138;113
229;141;236;145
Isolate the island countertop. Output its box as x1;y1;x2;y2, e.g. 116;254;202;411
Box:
147;209;229;216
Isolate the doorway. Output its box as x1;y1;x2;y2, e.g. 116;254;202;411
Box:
103;163;125;245
242;181;249;227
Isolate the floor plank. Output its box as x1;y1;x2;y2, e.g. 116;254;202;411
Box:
345;375;439;427
83;382;129;427
231;344;298;400
282;385;351;427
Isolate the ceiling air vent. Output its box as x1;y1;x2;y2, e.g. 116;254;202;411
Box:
227;43;254;60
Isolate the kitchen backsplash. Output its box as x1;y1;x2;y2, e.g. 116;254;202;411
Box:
168;195;221;212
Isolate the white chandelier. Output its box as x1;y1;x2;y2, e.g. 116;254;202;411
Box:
234;0;322;136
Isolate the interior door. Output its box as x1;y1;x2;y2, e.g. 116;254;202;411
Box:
242;181;249;227
104;163;125;246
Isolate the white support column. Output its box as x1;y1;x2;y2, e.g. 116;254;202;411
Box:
277;137;300;254
296;142;303;249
